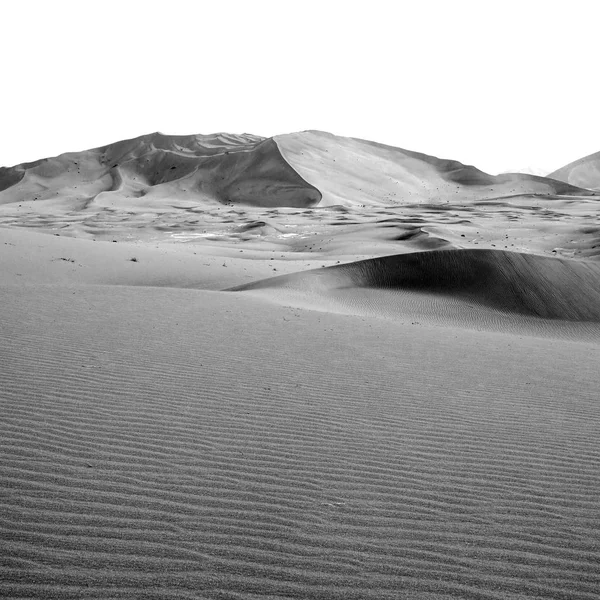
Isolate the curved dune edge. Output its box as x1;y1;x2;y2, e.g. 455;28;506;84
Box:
228;249;600;337
274;131;598;207
548;150;600;191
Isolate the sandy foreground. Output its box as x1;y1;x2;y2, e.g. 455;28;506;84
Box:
1;132;600;599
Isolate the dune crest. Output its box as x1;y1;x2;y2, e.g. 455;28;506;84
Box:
548;150;600;191
0;133;321;209
230;248;600;325
274;130;597;207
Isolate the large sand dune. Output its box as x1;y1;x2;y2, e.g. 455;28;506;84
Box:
275;131;596;206
2;131;600;599
548;150;600;191
0;132;321;212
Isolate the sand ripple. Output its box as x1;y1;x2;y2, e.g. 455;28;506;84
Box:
1;285;600;598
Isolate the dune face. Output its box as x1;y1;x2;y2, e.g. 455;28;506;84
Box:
2;131;600;599
230;248;600;338
274;130;596;206
548;150;600;191
0;132;322;213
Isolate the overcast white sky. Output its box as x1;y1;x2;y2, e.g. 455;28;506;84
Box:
2;0;598;174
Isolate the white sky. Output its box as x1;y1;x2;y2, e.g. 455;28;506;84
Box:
2;0;598;174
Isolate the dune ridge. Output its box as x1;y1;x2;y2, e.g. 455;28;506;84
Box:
548;150;600;191
274;131;598;207
230;248;600;322
0;133;321;209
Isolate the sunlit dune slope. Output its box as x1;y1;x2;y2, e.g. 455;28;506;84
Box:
275;131;596;207
231;248;600;322
0;132;321;209
548;150;600;191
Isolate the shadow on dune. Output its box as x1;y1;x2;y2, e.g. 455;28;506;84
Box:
360;137;595;194
0;134;322;209
0;167;24;192
229;249;600;322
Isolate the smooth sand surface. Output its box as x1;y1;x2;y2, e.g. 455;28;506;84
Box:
549;150;600;191
2;132;600;599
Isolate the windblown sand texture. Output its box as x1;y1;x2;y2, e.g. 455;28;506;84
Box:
2;131;600;599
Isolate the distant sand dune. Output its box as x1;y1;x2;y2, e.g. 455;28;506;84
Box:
1;131;598;260
548;150;600;191
275;131;597;207
0;133;321;209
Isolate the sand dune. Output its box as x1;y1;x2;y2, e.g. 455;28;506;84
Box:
2;130;598;260
275;131;596;206
548;150;600;191
0;132;321;212
229;249;600;342
2;131;600;598
231;248;600;321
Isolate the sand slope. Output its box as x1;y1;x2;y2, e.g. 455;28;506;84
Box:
548;150;600;191
0;132;321;211
2;282;600;599
275;130;596;206
231;248;600;320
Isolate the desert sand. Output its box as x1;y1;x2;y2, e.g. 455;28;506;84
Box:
1;131;600;599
